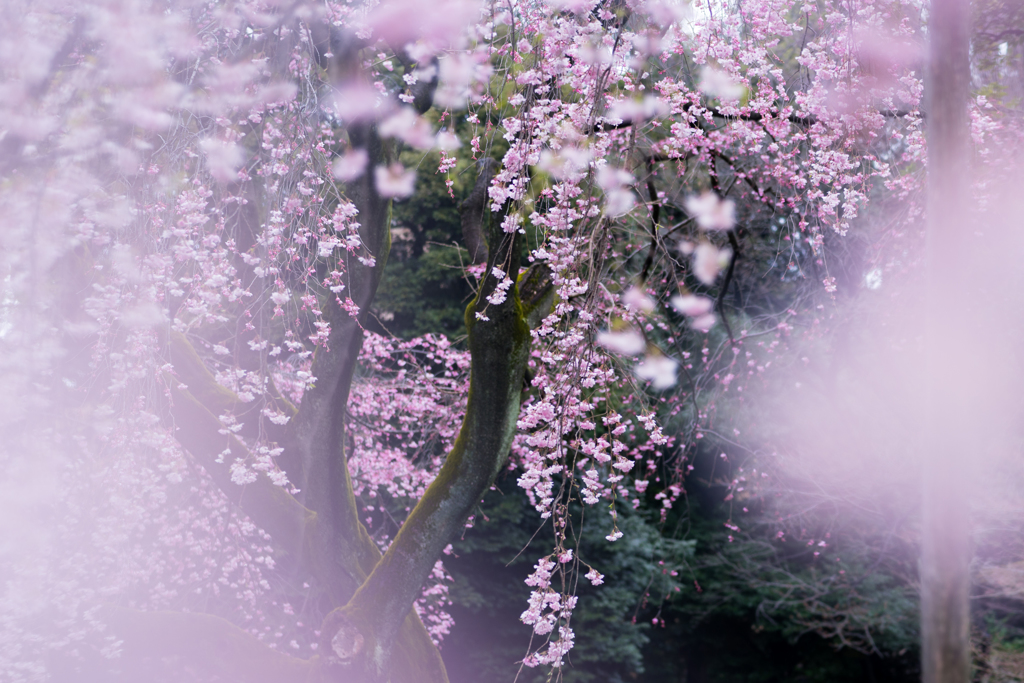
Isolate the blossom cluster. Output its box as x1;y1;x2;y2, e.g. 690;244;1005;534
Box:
6;0;1017;676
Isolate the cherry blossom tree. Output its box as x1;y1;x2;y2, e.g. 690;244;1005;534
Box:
2;0;1014;681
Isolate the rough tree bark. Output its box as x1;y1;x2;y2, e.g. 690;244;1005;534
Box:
459;158;496;265
313;197;538;681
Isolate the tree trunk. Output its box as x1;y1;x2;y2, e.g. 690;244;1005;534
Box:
922;0;972;680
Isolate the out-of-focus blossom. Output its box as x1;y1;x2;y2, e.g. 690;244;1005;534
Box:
435;55;477;108
379;107;435;149
365;0;481;56
596;166;634;191
596;329;646;356
642;0;691;25
597;166;636;216
685;192;736;231
333;82;384;121
547;0;599;13
578;43;612;66
606;95;669;123
537;147;592;182
333;149;369;182
200;138;244;184
375;164;416;198
436;131;461;150
699;67;745;102
604;189;635;216
122;303;167;329
635;353;678;389
622;286;656;314
690;313;717;332
693;242;732;284
670;294;713;317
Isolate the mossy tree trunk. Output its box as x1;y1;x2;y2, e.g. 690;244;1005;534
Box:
111;23;553;683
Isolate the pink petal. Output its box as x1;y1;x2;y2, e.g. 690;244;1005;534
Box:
332;149;369;182
375;164;416;198
670;294;713;317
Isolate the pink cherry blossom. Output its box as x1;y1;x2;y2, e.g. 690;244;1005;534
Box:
375;163;417;198
622;287;656;314
693;242;729;284
596;330;646;356
699;67;746;102
635;354;678;390
685;192;737;231
332;149;369;182
200;138;244;184
3;0;1005;676
671;294;714;317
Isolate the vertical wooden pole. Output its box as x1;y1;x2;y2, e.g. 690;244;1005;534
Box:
922;0;972;680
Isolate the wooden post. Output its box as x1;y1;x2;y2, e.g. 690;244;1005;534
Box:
922;0;972;680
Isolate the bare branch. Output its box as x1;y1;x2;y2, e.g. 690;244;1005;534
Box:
590;105;920;137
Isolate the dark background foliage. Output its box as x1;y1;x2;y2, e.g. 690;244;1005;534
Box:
366;90;1024;680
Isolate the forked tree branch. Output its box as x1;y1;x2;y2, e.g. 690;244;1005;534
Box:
315;216;550;682
140;37;449;682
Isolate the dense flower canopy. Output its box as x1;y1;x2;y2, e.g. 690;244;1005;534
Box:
0;0;1016;680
